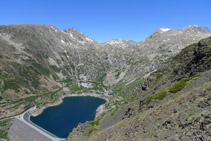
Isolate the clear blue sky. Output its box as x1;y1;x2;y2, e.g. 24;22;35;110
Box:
0;0;211;42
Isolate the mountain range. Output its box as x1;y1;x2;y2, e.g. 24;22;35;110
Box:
0;24;211;140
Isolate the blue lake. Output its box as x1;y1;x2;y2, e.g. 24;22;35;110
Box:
30;96;106;138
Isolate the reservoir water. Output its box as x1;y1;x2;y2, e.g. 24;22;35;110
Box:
30;96;106;138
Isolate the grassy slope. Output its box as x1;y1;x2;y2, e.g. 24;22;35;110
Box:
89;74;211;140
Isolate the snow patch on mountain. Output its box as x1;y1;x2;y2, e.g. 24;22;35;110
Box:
160;28;170;32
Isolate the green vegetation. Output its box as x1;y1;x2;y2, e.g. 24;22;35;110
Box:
115;71;121;79
0;130;7;139
17;88;61;110
88;128;97;135
61;77;72;87
24;96;39;103
36;88;62;106
144;90;167;104
188;108;196;116
88;118;100;126
208;47;211;51
3;79;20;92
31;63;50;76
0;119;12;140
88;113;105;126
192;72;203;78
156;73;163;80
0;59;56;93
92;73;107;90
120;104;125;109
0;120;10;127
50;65;60;72
171;43;197;68
113;77;144;104
131;105;137;111
70;64;75;71
169;78;191;93
158;129;167;140
111;108;119;116
195;116;201;123
169;72;203;93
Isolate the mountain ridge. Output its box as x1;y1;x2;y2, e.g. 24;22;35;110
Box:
2;24;210;43
0;24;211;140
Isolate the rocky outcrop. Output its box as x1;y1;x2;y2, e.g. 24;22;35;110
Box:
172;37;211;78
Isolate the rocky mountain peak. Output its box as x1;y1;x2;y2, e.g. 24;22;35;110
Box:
145;25;211;41
48;25;60;32
185;25;198;28
63;27;76;32
62;28;96;44
147;27;172;39
183;25;210;33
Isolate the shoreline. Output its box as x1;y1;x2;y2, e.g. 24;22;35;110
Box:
30;93;109;118
10;93;108;140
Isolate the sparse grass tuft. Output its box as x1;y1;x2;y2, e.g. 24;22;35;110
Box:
88;128;97;135
131;105;137;111
156;73;163;80
111;108;119;116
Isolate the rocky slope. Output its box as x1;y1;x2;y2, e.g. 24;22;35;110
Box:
0;24;209;94
0;24;210;139
68;36;211;141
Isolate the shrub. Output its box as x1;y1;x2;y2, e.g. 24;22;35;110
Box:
169;72;203;93
3;79;20;91
88;118;100;126
88;113;105;126
32;63;50;76
131;105;137;111
0;119;12;139
156;73;163;80
144;90;167;104
169;78;191;93
0;130;7;139
88;128;96;135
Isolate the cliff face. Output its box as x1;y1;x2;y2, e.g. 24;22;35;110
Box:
68;37;211;141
